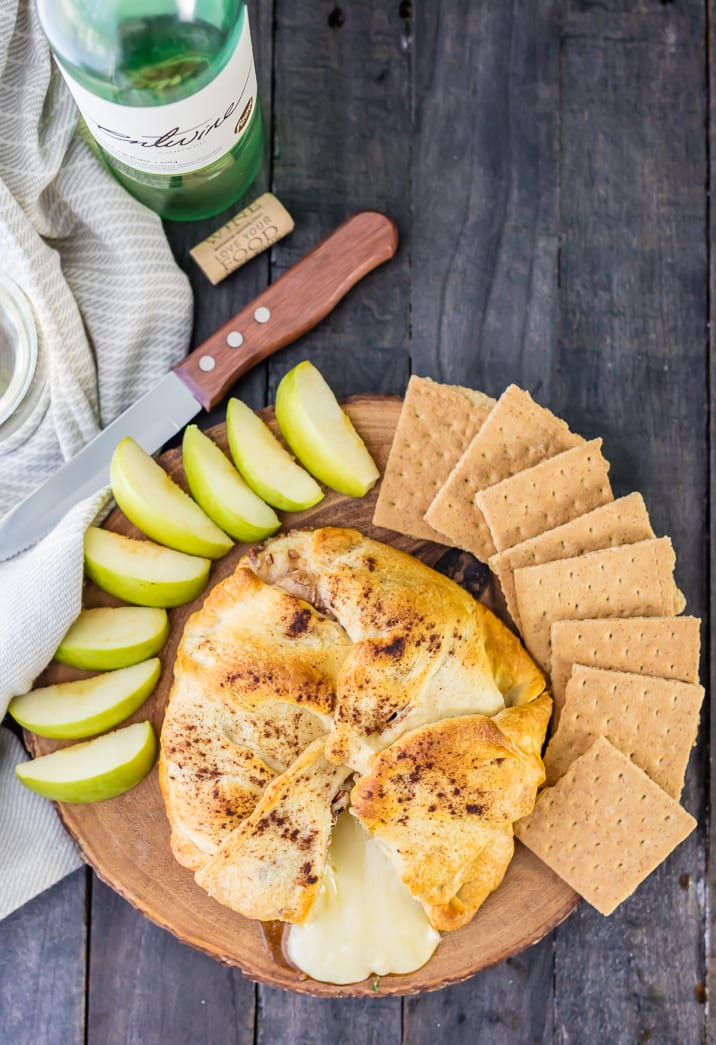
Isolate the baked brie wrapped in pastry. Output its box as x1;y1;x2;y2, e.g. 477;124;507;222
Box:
160;527;550;933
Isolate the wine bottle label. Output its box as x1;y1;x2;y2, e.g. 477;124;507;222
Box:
55;13;258;177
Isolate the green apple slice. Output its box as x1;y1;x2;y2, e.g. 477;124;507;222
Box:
110;436;233;559
275;361;380;497
9;658;161;740
84;527;211;608
226;398;324;512
15;721;158;803
56;607;169;670
182;425;281;542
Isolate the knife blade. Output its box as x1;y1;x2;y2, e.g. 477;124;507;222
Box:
0;212;398;562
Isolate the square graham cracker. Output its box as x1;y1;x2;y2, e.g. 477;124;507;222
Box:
372;376;495;543
489;493;654;631
550;616;701;725
475;439;613;554
515;737;696;916
543;664;704;798
513;538;686;672
424;385;583;561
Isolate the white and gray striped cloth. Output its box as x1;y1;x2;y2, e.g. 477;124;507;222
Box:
0;0;193;919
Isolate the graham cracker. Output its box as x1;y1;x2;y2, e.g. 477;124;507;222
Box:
475;439;613;554
372;376;495;543
513;538;686;672
489;493;655;631
424;385;583;561
543;664;704;799
550;616;701;725
515;737;696;916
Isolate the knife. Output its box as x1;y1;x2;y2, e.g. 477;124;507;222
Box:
0;211;398;562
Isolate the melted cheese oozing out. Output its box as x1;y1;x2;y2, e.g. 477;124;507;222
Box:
286;811;440;985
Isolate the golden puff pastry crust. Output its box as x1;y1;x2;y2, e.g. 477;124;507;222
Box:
350;694;552;930
159;563;351;873
159;679;277;871
195;738;352;923
178;564;351;721
249;528;546;774
161;527;550;929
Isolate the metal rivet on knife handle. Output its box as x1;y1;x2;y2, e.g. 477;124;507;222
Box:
226;331;244;348
254;307;271;324
199;356;216;372
173;211;399;412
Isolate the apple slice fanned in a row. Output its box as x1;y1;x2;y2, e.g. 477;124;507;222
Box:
111;435;234;559
57;606;169;670
10;658;161;740
275;361;380;498
16;721;158;804
183;424;282;540
225;398;323;513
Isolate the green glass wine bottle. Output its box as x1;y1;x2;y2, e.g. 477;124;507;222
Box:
36;1;264;221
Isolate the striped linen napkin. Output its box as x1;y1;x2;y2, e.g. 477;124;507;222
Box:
0;0;193;919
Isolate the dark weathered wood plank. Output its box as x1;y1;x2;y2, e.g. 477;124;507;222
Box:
708;0;716;1032
257;989;400;1045
0;870;87;1045
410;0;560;395
405;0;560;1036
404;939;553;1045
554;4;708;1041
266;0;413;403
87;881;255;1045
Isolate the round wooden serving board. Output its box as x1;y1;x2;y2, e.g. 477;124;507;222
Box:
30;395;578;998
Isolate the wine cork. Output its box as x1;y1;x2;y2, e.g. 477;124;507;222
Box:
190;193;294;284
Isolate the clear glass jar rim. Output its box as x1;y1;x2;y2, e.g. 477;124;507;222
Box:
0;275;38;427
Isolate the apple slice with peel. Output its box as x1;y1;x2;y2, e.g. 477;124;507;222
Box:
9;658;161;740
276;361;380;497
226;398;324;512
182;425;281;542
110;436;233;559
15;721;158;803
56;607;169;670
84;527;211;608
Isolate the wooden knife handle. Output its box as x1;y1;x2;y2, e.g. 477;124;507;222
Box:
174;211;398;410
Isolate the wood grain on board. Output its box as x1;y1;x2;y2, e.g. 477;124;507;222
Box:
30;400;577;1000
